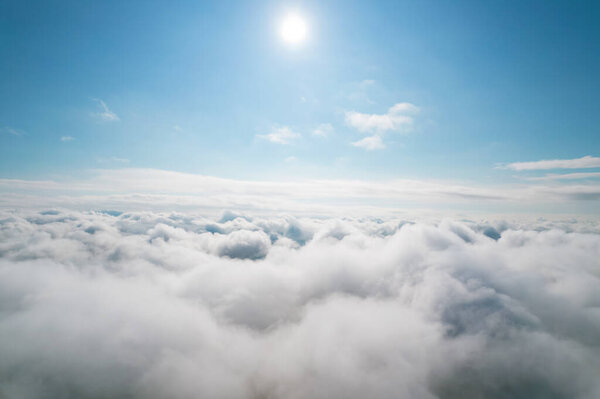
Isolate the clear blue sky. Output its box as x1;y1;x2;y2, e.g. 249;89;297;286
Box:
1;0;599;183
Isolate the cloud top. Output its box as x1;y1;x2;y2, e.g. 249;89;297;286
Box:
0;209;599;398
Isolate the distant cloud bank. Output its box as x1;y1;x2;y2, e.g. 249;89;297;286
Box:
1;168;600;214
0;209;598;398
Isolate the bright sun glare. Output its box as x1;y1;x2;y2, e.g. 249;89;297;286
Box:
280;14;308;44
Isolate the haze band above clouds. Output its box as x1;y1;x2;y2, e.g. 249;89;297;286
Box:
0;209;599;399
1;168;600;215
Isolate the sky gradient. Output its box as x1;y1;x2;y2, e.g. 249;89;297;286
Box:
1;3;600;398
1;0;600;213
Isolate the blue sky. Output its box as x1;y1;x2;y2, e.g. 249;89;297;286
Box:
1;0;600;213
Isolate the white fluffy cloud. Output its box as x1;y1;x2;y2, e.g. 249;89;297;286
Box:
351;135;385;150
257;126;301;144
524;172;600;181
0;209;599;398
345;102;418;134
500;156;600;171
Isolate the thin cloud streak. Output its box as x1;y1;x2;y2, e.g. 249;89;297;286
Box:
523;172;600;181
2;127;26;137
257;126;301;145
93;98;120;122
96;157;130;164
500;156;600;170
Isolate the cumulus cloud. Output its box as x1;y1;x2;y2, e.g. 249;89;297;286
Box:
500;155;600;171
351;135;385;150
345;102;419;134
257;127;301;144
0;209;599;398
93;98;120;122
97;156;130;164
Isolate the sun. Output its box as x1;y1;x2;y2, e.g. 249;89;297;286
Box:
280;14;308;45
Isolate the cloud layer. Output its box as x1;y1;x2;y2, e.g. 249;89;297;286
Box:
2;168;600;214
0;209;599;398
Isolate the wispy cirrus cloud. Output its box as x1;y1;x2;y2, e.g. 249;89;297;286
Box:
351;135;385;150
2;126;26;137
345;102;419;134
92;99;120;122
522;172;600;181
312;123;334;138
96;156;130;164
346;79;377;103
358;79;376;88
257;126;300;145
499;155;600;171
60;136;75;142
